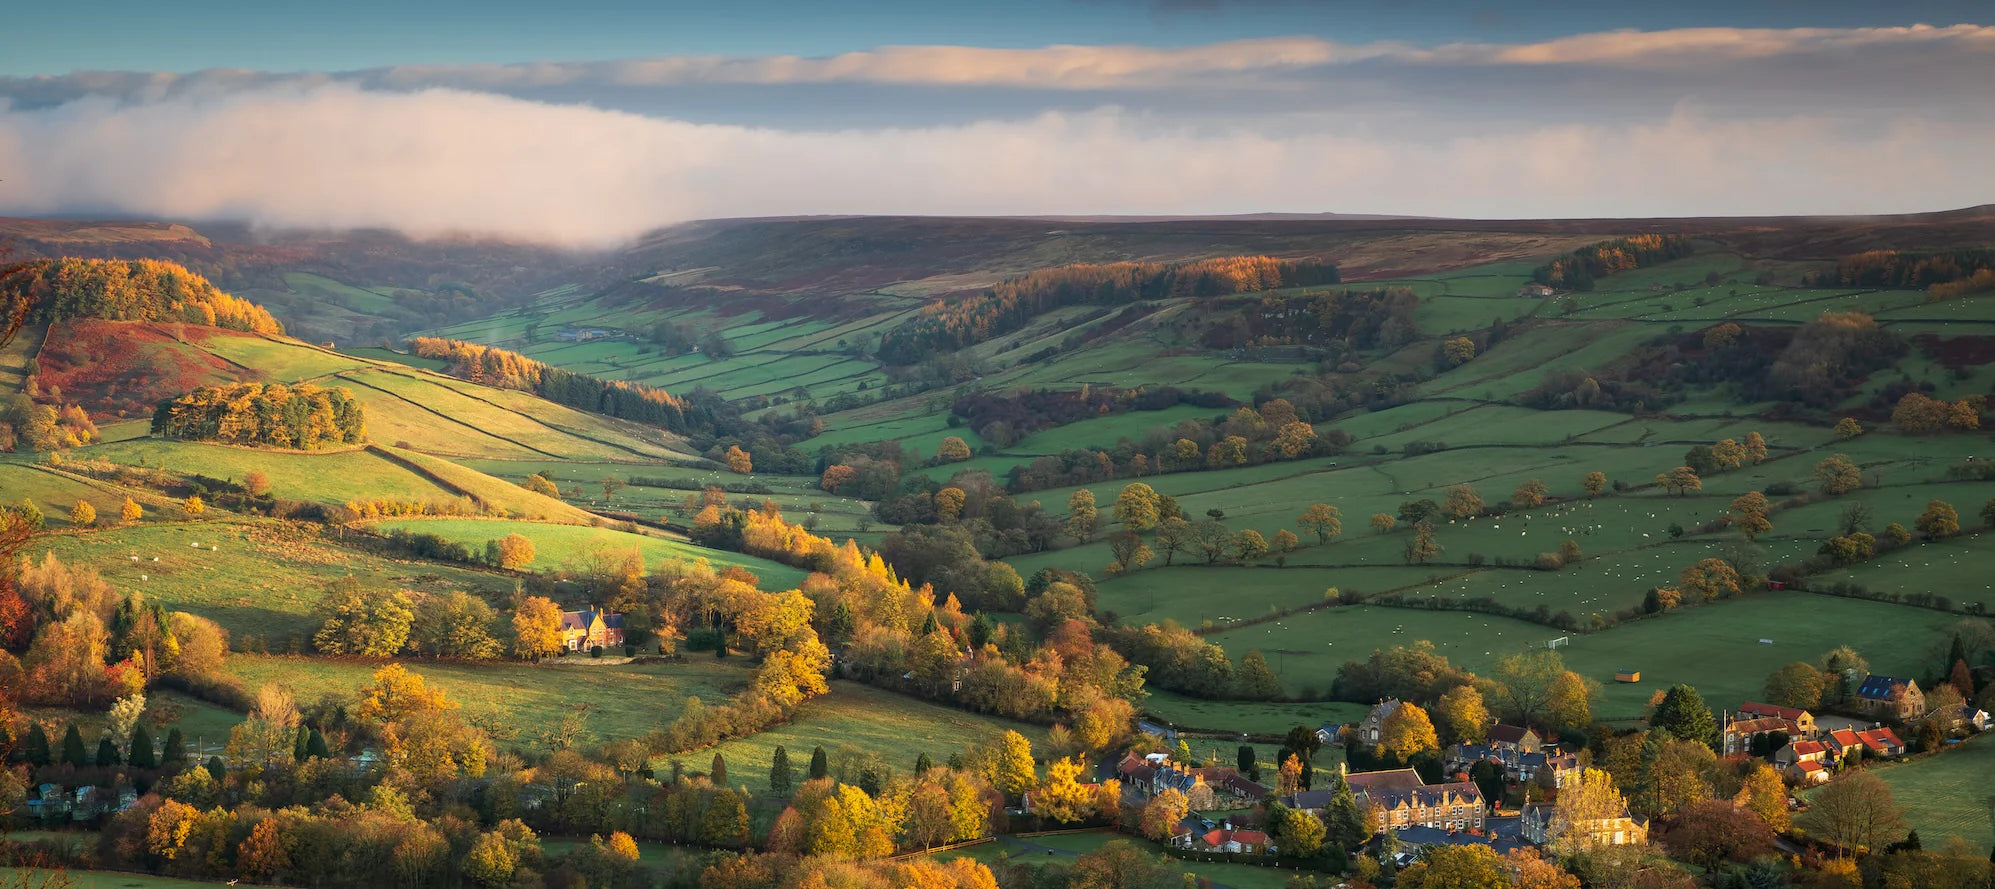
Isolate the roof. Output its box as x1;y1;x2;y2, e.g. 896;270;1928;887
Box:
1345;768;1428;794
1282;789;1335;810
1740;701;1809;721
1857;675;1917;702
1794;760;1827;773
1202;828;1269;847
1368;700;1404;722
560;610;595;631
1489;724;1538;745
1724;716;1796;735
1825;728;1862;751
1394;826;1528;855
1787;741;1826;757
1856;728;1903;751
602;613;626;629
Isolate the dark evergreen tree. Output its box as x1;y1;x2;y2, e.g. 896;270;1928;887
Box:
769;745;792;793
96;736;121;767
128;723;157;769
61;725;87;767
1651;684;1720;750
915;752;933;775
1323;769;1370;849
1237;745;1256;774
919;611;940;636
966;612;993;650
161;727;186;768
24;724;51;766
710;752;727;787
294;725;311;762
205;755;226;782
306;728;331;759
809;745;829;780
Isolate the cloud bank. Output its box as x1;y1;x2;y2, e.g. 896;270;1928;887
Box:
1;25;1991;245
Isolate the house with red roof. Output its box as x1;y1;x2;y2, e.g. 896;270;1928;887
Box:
1773;739;1827;768
1791;760;1830;785
1855;727;1905;758
1200;826;1270;853
1737;702;1817;737
1823;728;1866;762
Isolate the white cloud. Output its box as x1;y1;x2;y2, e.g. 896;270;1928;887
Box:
1;84;1987;246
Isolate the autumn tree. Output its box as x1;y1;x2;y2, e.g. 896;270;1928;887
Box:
489;533;536;570
1711;438;1747;471
983;730;1037;800
1137;787;1190;841
936;436;972;463
1153;517;1192;566
1834;417;1863;439
1582;471;1607;497
1665;799;1775;870
182;495;203;516
1512;478;1549;509
312;579;414;656
1398;844;1506;889
119;498;142;523
69;500;95;527
1269;801;1327;858
1729;491;1772;540
509;596;563;661
1442;336;1477;367
1490;649;1568;728
1235;650;1284;700
1066;489;1099;542
1403;520;1441;564
1379;702;1440;762
1916;499;1960;539
723;446;752;474
1655;466;1702;496
1030;757;1102;824
1110;482;1160;531
1678;558;1741;603
1763;661;1826;710
1233;529;1269;565
1548;767;1629;856
1298;503;1342;543
1443;484;1483;518
1371;513;1396;534
522;473;561;498
1735;761;1791;832
1435;684;1490;745
1815;454;1863;495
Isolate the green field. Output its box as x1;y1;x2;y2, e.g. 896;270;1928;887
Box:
933;830;1304;889
0;869;226;889
28;520;514;642
1858;734;1995;847
366;517;809;589
228;654;749;747
681;681;1052;795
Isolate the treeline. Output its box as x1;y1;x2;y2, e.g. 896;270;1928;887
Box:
1197;287;1422;351
152;383;366;449
1810;248;1995;289
876;256;1339;364
1532;235;1694;291
408;337;699;432
0;258;282;333
952;385;1234;447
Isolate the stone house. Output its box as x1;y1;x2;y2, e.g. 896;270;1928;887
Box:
1855;676;1925;721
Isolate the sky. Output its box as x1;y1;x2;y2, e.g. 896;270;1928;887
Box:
1;0;1991;245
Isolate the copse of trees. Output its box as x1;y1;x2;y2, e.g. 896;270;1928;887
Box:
1197;286;1421;351
877;256;1339;364
153;383;366;449
951;384;1235;447
1812;247;1995;289
410;336;699;433
1532;235;1694;291
0;257;283;334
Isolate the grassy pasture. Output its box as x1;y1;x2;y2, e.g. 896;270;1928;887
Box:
228;654;750;747
366;517;809;589
28;519;513;641
1860;733;1995;847
1141;689;1367;738
82;439;457;506
931;831;1300;889
0;461;174;528
674;682;1052;795
0;869;229;889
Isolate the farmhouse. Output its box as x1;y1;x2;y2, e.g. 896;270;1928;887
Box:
1823;728;1865;761
1488;724;1545;755
1738;701;1817;737
1720;715;1797;757
1791;760;1830;785
1855;675;1925;721
560;608;626;652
